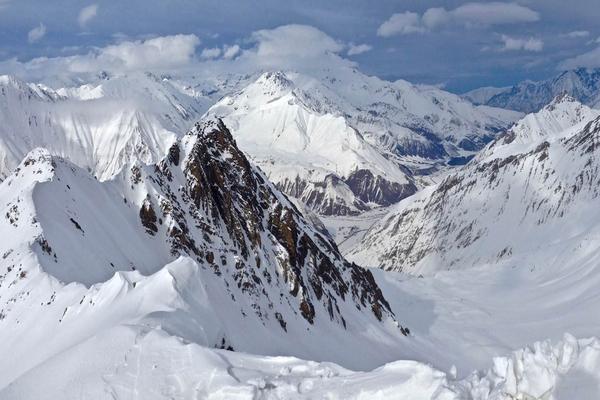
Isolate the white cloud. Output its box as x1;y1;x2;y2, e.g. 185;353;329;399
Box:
347;43;372;56
200;47;221;59
440;2;539;27
4;34;202;79
222;44;240;60
0;25;355;82
500;35;544;52
27;23;46;44
561;30;590;39
251;24;344;59
78;4;98;28
200;44;240;60
378;2;539;37
560;46;600;70
377;12;424;37
89;34;200;71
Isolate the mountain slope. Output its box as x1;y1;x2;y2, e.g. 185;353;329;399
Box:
465;68;600;113
348;96;600;274
0;117;411;388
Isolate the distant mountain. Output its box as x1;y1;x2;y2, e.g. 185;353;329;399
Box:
348;95;600;274
0;70;519;216
208;70;520;215
463;68;600;113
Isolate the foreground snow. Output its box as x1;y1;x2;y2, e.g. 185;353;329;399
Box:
3;320;600;400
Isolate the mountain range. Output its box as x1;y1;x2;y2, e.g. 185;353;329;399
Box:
2;61;600;399
349;94;600;274
464;68;600;113
0;67;520;217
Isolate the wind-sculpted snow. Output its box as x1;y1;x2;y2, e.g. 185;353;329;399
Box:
3;315;599;400
349;96;600;274
0;117;414;389
207;71;519;215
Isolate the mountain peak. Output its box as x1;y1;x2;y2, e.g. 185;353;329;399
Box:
12;148;58;180
546;92;579;108
257;71;294;90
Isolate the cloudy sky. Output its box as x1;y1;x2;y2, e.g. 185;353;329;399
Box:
0;0;599;92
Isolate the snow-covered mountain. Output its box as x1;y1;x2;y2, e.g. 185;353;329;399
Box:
0;73;216;181
464;68;600;113
349;95;600;274
0;69;519;217
4;115;600;398
0;116;416;389
207;70;520;215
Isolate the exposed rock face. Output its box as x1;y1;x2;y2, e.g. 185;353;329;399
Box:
140;118;395;326
277;174;370;216
345;169;417;206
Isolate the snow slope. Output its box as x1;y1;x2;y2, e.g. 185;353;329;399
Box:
0;69;519;216
3;317;600;399
349;95;600;274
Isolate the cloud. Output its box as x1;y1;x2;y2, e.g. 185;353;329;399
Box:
199;44;240;60
500;35;544;52
0;25;356;82
377;12;424;37
378;2;539;36
78;4;98;28
1;34;201;79
88;34;200;71
560;30;590;39
222;44;240;60
200;47;221;59
251;24;344;60
560;46;600;70
347;43;372;56
27;23;47;44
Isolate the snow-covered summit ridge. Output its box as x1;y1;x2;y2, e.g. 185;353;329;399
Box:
476;94;600;161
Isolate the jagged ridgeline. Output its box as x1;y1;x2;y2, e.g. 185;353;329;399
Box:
1;117;402;343
136;118;395;326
